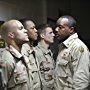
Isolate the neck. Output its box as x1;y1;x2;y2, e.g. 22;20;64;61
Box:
40;40;49;49
29;39;33;46
29;38;38;47
8;40;22;52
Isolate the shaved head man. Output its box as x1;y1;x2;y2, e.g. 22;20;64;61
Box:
0;20;32;90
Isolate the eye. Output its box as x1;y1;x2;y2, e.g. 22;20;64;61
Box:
49;31;53;34
57;25;65;29
30;26;35;29
19;26;24;30
30;27;35;29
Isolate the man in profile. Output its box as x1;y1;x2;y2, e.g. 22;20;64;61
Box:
55;15;90;90
0;20;31;90
35;24;55;90
20;19;41;90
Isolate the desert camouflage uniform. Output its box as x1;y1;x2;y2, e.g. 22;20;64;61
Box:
35;42;55;90
55;33;90;90
21;43;41;90
0;45;31;90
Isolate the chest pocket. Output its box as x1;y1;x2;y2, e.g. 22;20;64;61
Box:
40;54;54;81
57;49;71;66
56;48;72;77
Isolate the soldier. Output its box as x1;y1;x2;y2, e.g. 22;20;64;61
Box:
55;15;90;90
35;24;55;90
0;35;6;90
20;19;41;90
0;20;31;90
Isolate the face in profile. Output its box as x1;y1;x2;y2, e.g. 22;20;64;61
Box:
55;18;71;41
12;20;29;44
25;21;38;41
43;27;55;44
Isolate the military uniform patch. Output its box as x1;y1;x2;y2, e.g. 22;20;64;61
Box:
79;46;84;53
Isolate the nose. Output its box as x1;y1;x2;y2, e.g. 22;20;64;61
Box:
53;33;55;37
55;27;59;32
24;28;28;33
34;28;37;32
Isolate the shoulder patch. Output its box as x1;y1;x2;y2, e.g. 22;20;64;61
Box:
79;46;84;53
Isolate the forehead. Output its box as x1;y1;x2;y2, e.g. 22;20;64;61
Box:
57;18;69;25
45;27;53;33
7;20;23;30
26;21;35;27
15;20;23;27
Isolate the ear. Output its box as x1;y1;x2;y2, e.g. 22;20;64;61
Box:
70;27;74;34
40;33;45;39
8;32;15;39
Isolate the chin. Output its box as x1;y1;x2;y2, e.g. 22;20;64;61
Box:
34;38;37;41
50;41;54;43
24;39;29;42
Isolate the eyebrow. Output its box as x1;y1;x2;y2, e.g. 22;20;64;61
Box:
49;31;53;34
57;24;65;28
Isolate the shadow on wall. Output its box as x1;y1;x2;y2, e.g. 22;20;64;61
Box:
78;34;90;51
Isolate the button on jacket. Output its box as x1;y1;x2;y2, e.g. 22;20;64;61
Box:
21;43;41;90
35;42;55;90
0;45;30;90
55;33;90;90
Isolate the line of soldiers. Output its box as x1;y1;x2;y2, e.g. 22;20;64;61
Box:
0;15;90;90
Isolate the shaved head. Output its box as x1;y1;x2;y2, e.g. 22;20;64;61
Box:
0;20;29;44
1;20;21;32
1;20;22;39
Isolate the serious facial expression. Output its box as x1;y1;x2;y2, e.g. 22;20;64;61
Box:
43;27;55;43
13;20;29;44
55;18;71;41
25;21;38;41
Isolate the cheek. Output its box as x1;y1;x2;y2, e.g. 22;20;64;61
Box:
47;35;53;40
17;34;23;39
45;34;50;38
58;29;64;35
17;32;26;39
64;30;70;35
28;31;31;35
16;31;24;36
28;31;35;36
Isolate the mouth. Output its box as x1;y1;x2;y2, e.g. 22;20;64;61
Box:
25;34;28;38
55;33;59;38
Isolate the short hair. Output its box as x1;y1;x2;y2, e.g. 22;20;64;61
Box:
0;20;19;40
19;18;34;28
37;24;51;41
37;24;51;34
60;15;76;28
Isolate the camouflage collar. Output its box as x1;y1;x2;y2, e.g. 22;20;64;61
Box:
63;33;78;47
37;42;52;55
6;45;22;58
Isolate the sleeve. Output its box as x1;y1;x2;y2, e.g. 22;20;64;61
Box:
0;51;14;87
73;47;90;90
0;59;9;86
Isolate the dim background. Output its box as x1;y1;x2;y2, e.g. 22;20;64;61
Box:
0;0;90;49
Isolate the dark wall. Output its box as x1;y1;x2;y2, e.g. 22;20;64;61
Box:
0;0;90;49
47;0;90;50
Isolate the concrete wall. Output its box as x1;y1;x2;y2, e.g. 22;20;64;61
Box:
0;0;90;48
0;0;47;25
